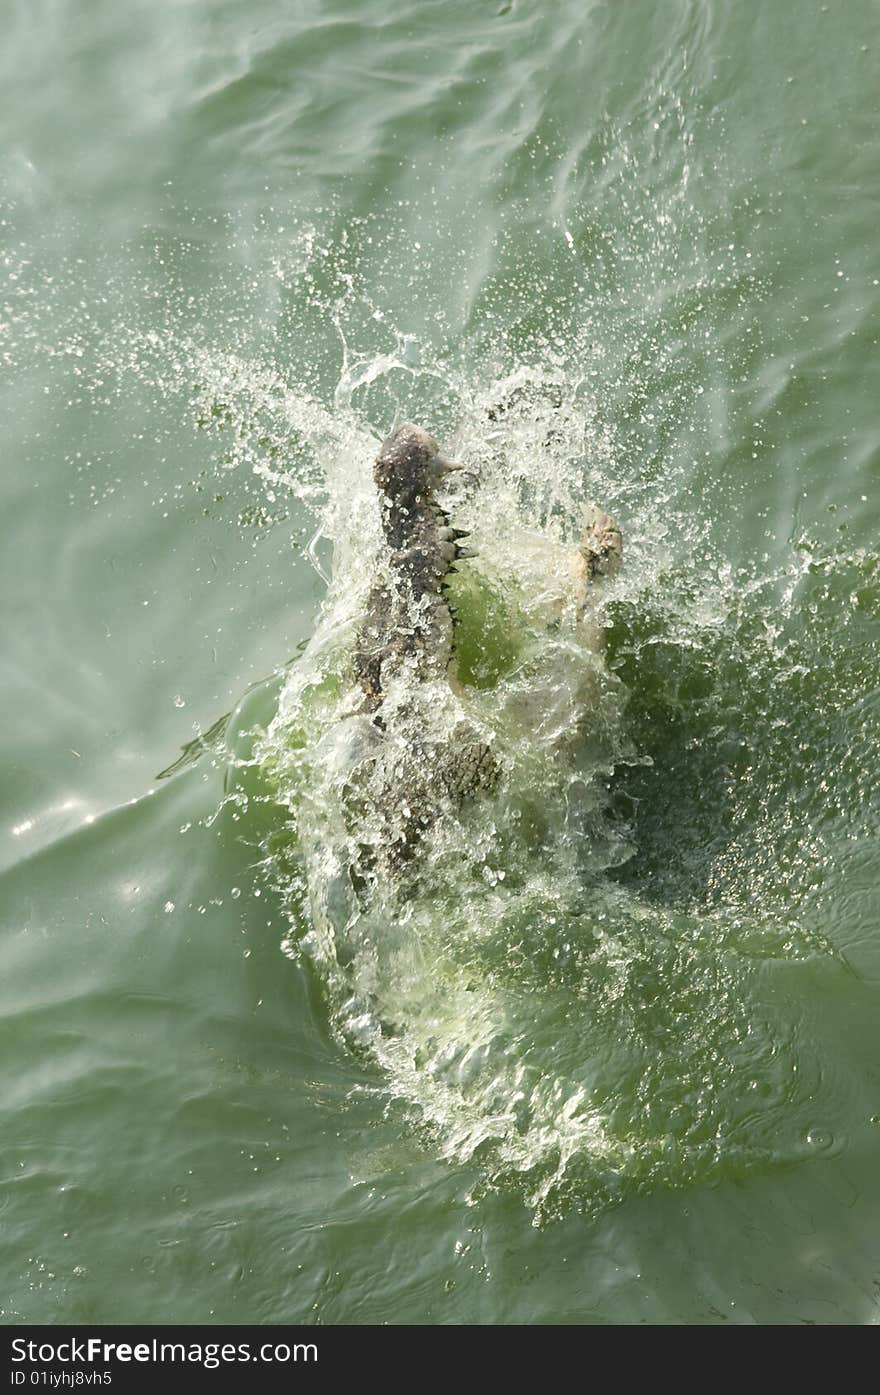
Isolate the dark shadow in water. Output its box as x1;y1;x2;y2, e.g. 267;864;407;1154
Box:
603;593;775;910
608;597;747;903
603;549;879;922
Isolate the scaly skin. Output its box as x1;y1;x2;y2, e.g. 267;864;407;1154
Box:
353;424;472;709
350;424;491;868
349;423;622;870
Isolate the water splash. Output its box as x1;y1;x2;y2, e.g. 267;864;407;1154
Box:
242;345;846;1222
3;162;869;1222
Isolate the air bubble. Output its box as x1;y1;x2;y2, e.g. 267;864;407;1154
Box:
806;1129;833;1150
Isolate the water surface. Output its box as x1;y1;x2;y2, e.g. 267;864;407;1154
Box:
2;0;879;1323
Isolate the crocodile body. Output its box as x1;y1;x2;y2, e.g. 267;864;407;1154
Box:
256;420;631;1202
348;424;495;870
344;423;622;876
353;424;468;711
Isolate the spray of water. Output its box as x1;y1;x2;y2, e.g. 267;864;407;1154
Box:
4;150;868;1220
233;353;836;1222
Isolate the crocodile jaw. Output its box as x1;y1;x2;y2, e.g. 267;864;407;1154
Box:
354;423;473;709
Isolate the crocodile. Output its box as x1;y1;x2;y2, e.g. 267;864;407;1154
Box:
353;423;472;713
255;418;630;1183
345;422;622;878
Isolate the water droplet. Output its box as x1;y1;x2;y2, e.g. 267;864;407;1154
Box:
806;1128;832;1150
173;694;186;708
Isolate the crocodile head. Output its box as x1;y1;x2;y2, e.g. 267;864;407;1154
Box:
373;423;464;550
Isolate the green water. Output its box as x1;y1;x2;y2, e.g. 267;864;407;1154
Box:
2;0;880;1324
